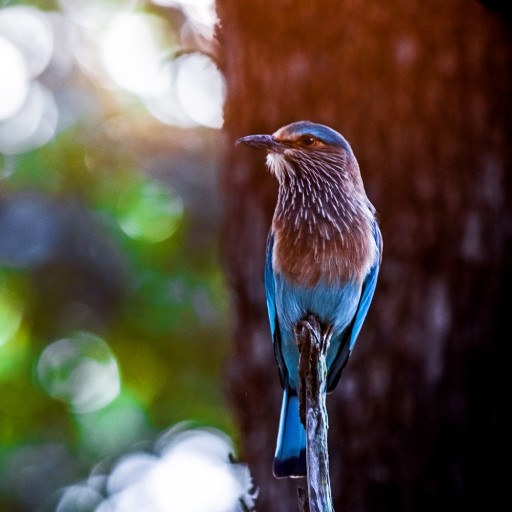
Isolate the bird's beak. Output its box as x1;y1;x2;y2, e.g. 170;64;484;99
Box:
236;134;285;152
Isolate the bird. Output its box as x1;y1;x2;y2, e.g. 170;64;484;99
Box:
236;121;382;479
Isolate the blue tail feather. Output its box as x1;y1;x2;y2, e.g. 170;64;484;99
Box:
273;388;307;478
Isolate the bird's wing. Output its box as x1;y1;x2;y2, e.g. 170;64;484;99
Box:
348;221;382;352
265;231;287;387
327;221;382;391
265;231;277;336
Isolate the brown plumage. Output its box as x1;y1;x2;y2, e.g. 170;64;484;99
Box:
268;134;377;286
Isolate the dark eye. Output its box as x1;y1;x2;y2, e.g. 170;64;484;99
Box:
299;135;316;147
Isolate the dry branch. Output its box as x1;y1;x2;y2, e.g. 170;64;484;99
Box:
296;315;334;512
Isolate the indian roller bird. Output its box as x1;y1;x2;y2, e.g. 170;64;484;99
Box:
237;121;382;478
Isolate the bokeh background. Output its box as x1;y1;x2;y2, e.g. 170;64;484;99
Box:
2;1;512;511
0;1;256;511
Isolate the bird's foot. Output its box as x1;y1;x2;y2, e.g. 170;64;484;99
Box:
295;315;333;353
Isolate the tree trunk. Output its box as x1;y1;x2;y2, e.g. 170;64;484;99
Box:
216;1;512;510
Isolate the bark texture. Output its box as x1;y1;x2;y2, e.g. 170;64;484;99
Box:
217;1;512;510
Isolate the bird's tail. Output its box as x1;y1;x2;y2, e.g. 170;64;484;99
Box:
273;387;307;478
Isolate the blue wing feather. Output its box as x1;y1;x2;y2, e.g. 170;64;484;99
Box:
327;221;382;391
349;221;382;351
265;231;287;387
265;231;276;337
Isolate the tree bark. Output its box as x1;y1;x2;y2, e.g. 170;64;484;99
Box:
217;1;512;510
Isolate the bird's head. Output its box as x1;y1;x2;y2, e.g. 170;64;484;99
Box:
236;121;356;182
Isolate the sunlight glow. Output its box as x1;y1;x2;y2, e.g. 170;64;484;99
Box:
0;82;58;155
100;12;174;96
143;68;198;128
59;0;139;29
37;332;121;413
0;5;54;78
175;54;225;128
92;427;256;512
0;37;29;120
152;0;217;35
57;0;224;129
